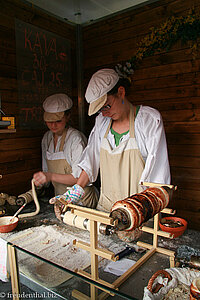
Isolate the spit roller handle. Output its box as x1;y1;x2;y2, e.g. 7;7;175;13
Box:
115;246;136;260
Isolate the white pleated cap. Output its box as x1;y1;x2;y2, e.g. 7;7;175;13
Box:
85;69;119;115
43;93;73;122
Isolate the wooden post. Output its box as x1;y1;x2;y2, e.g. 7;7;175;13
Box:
71;205;117;299
7;245;20;300
90;220;98;299
153;213;159;248
67;197;176;299
141;181;177;190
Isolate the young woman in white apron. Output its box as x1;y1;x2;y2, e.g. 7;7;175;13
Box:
50;70;170;217
33;93;98;218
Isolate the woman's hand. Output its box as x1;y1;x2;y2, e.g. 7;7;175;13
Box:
49;184;85;220
33;171;52;186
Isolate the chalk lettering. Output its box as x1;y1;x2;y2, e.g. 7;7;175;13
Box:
43;34;58;59
32;70;44;88
33;32;43;54
56;72;63;87
16;20;71;129
25;29;58;58
21;107;43;122
24;28;32;50
33;53;39;69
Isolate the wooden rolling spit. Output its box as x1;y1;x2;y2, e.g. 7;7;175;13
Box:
60;183;176;235
110;186;171;232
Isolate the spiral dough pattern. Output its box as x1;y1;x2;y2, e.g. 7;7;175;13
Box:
111;187;169;231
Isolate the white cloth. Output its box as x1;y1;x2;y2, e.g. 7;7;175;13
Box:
104;258;136;276
42;127;87;179
143;267;200;300
78;105;170;185
0;238;8;282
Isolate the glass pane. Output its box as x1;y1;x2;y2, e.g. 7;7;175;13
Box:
14;245;138;299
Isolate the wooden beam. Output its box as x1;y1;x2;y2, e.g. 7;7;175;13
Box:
7;245;20;300
141;181;177;190
77;270;115;294
153;213;159;248
161;208;176;214
73;240;117;261
67;204;111;217
141;226;173;238
137;241;175;257
0;129;16;133
113;248;156;288
71;209;117;226
72;290;90;300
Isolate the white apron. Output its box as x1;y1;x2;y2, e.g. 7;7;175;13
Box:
47;129;98;208
98;104;145;212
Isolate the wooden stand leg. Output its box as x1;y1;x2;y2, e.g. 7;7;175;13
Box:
7;245;20;300
69;202;176;299
113;209;176;289
113;248;156;288
70;206;118;299
72;290;90;300
90;220;98;299
90;220;98;280
170;255;175;268
153;213;159;248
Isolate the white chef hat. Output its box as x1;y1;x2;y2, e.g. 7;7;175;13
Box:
85;69;119;116
43;93;73;122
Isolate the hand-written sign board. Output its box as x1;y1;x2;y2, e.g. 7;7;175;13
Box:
15;19;71;129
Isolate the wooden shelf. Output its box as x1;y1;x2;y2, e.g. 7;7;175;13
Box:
0;129;16;133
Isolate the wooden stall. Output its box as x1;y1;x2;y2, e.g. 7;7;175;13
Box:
0;0;77;195
82;0;200;230
0;0;200;230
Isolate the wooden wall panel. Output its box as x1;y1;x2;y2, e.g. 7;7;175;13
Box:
1;0;200;230
0;0;76;196
82;0;200;230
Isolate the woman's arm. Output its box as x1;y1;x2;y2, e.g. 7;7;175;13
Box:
77;170;90;188
49;170;90;208
33;171;77;186
78;114;109;182
137;107;171;184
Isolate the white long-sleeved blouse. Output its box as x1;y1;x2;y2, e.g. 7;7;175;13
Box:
42;127;87;178
78;105;171;185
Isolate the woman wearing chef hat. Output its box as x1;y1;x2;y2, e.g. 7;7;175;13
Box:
50;69;170;213
33;93;98;218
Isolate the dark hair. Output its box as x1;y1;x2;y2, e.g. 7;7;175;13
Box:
64;109;72;127
64;109;71;116
107;77;131;96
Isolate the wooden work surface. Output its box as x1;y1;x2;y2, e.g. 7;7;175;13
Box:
0;198;200;299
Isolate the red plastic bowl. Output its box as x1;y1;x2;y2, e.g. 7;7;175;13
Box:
0;216;19;233
159;216;187;238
